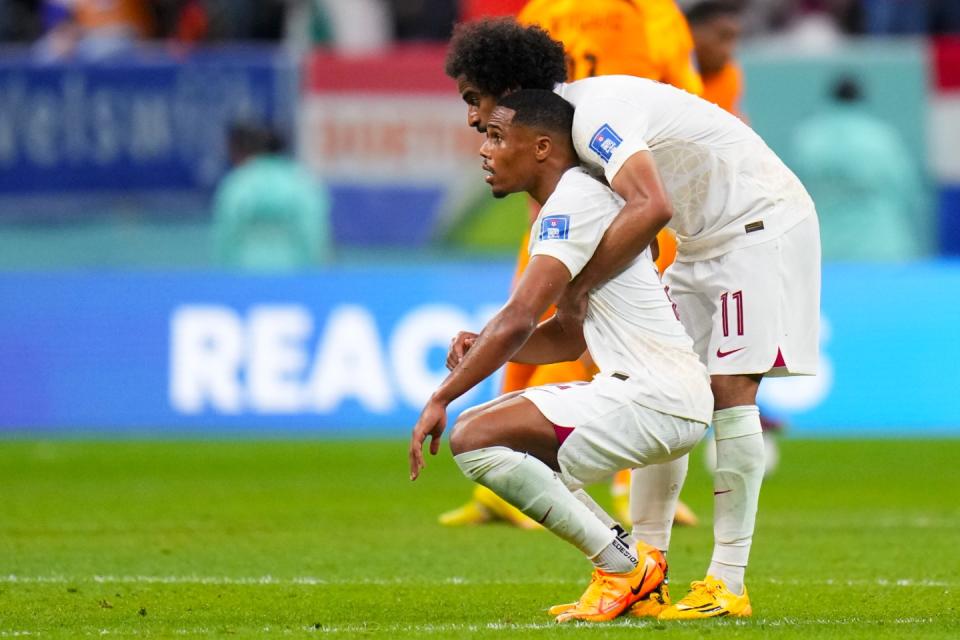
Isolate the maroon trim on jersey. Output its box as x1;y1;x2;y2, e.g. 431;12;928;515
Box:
553;424;576;446
773;348;786;368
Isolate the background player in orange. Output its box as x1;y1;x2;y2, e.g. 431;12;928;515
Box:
440;0;704;529
686;1;746;118
518;0;703;95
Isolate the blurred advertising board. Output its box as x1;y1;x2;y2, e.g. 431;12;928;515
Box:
299;46;486;246
1;263;959;436
0;265;509;433
0;46;296;218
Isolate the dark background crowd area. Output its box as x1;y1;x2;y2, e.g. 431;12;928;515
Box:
0;0;958;48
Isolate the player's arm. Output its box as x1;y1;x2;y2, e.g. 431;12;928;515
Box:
410;255;570;479
511;315;586;365
558;151;672;324
431;254;571;406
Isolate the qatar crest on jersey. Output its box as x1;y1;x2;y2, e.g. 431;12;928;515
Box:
589;124;622;163
539;214;570;241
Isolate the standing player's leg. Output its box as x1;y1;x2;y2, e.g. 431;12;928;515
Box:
704;372;764;598
656;248;767;618
660;215;820;620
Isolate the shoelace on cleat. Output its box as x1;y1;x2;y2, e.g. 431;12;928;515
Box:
676;580;722;608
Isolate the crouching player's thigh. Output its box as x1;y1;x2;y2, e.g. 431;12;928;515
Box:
521;377;707;490
449;390;567;472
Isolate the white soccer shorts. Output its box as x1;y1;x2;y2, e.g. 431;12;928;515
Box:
521;375;707;490
664;213;821;377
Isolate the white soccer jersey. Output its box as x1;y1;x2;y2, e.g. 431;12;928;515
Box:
556;76;815;262
529;167;713;425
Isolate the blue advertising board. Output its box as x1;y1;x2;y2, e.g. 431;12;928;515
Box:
0;262;958;436
0;46;296;198
0;264;512;433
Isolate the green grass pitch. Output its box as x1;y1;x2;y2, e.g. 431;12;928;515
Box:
1;437;958;638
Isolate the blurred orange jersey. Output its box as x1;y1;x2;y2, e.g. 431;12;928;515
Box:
702;61;744;117
73;0;154;37
518;0;703;95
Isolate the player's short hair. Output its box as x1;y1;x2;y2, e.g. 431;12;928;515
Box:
444;18;567;97
685;1;743;25
496;90;574;142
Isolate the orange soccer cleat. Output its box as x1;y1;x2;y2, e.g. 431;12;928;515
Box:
554;543;666;623
658;576;752;620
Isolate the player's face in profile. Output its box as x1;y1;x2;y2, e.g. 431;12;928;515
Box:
479;107;537;199
457;76;500;133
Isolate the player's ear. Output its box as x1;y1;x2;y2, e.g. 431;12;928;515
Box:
534;135;552;162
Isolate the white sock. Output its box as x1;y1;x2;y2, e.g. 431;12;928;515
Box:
572;488;620;530
707;405;764;595
454;447;615;559
570;488;636;571
629;456;689;553
591;534;638;574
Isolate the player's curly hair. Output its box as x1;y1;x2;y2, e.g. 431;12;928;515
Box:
444;18;567;97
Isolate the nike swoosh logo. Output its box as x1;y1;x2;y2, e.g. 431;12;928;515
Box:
714;489;733;495
597;592;630;615
630;565;650;596
537;507;553;525
716;347;746;358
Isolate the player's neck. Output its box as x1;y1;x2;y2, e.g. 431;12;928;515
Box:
529;162;578;206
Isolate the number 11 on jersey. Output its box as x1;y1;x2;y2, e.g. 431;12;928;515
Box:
720;290;744;337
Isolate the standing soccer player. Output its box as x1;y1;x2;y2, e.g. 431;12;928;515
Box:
409;89;713;622
444;19;821;619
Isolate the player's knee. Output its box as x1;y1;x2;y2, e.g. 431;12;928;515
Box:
449;413;495;456
456;403;484;426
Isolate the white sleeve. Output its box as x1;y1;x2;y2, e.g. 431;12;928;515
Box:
572;97;651;186
529;185;609;281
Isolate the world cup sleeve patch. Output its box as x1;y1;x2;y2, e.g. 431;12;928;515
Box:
539;214;570;241
588;124;622;163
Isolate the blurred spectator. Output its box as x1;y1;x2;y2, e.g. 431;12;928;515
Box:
387;0;457;41
791;76;923;260
1;0;42;41
35;0;154;60
687;1;746;116
164;0;285;44
862;0;930;33
735;0;796;34
283;0;391;53
212;122;332;271
861;0;960;34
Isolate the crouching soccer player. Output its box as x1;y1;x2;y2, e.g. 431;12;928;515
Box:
408;90;713;622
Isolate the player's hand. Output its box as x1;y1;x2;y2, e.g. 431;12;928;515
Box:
446;331;478;370
409;398;448;481
556;287;588;335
